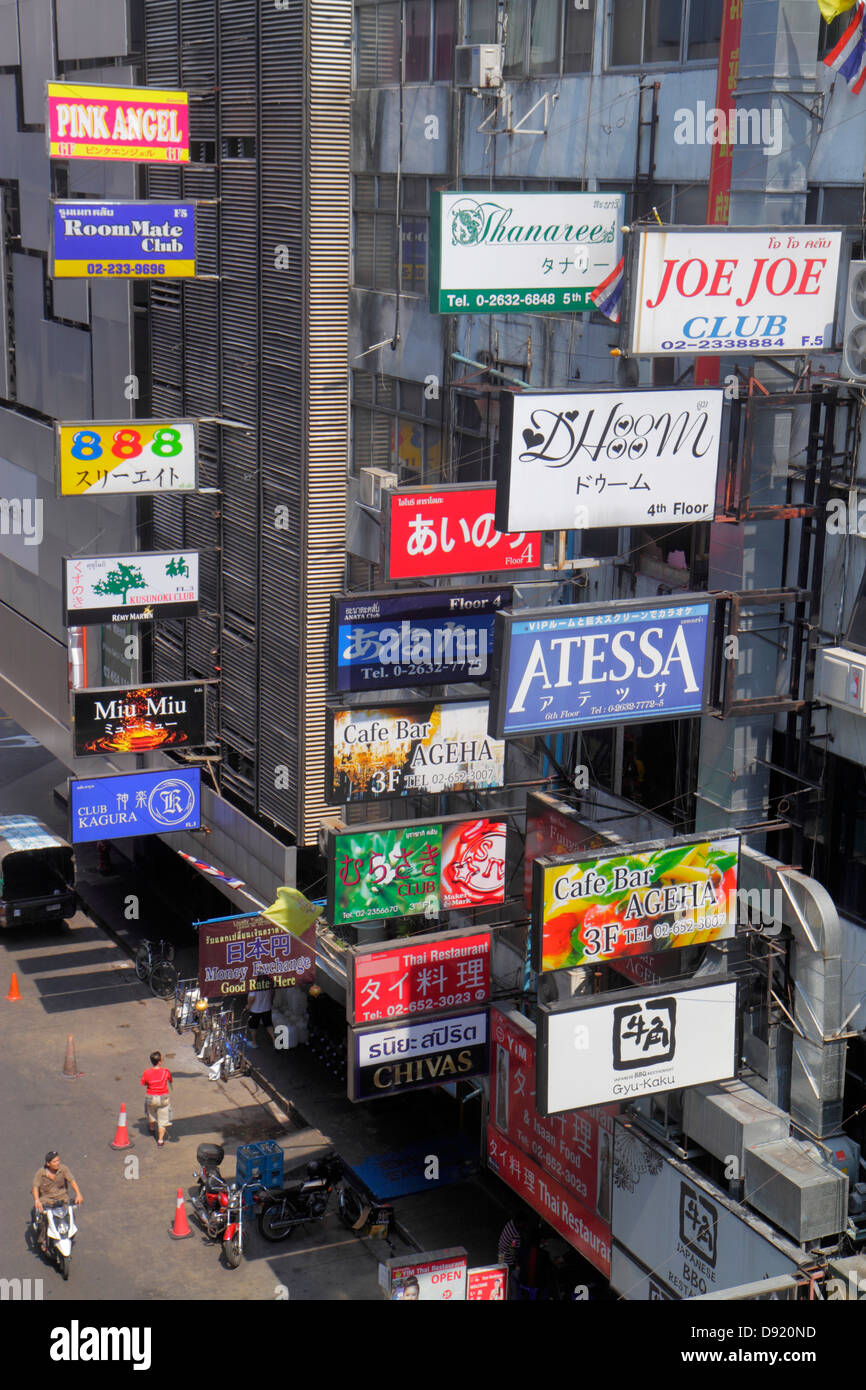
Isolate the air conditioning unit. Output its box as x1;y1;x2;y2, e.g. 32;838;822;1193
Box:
454;44;504;90
814;645;866;714
359;466;398;510
842;259;866;380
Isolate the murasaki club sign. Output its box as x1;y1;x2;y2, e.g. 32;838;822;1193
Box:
46;82;190;162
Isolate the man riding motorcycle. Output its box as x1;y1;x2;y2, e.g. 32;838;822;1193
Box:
31;1150;83;1252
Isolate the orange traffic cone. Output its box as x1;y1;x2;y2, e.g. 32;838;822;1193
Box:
109;1103;133;1149
62;1034;83;1078
169;1188;193;1240
5;972;21;1001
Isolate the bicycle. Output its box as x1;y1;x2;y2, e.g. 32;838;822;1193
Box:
134;938;178;999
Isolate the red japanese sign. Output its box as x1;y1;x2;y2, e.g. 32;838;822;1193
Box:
489;1006;616;1276
466;1265;507;1300
349;929;491;1025
384;485;542;580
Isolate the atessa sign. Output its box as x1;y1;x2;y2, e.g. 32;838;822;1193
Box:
46;82;190;162
383;485;541;581
347;928;491;1025
630;227;841;356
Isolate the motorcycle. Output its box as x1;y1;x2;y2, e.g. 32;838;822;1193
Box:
337;1171;394;1251
33;1201;78;1280
190;1143;254;1268
253;1151;346;1241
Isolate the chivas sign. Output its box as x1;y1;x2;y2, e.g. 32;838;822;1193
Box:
348;1009;489;1101
495;389;724;533
489;596;711;737
71;682;206;757
63;550;199;624
331;586;511;692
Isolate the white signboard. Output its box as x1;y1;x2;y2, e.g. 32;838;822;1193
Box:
62;550;199;625
537;979;737;1114
495;388;724;533
431;191;624;315
630;228;841;356
611;1124;803;1299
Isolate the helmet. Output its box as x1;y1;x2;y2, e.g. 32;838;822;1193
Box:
195;999;209;1012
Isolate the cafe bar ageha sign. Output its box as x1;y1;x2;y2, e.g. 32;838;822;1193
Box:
384;485;541;581
331;585;511;692
46;83;190;162
532;831;740;973
71;681;206;757
494;388;724;533
51;201;196;279
489;595;711;738
630;227;841;356
326;814;506;927
58;420;197;497
430;191;624;314
63;550;199;625
327;699;505;802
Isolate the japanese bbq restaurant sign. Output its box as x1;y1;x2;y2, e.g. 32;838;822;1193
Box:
347;928;491;1025
46;82;189;162
430;190;624;315
488;1006;616;1277
630;227;841;356
384;484;541;581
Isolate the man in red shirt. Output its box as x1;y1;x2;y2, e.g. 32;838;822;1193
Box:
140;1050;173;1146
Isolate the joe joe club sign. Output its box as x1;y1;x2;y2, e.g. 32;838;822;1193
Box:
347;928;491;1025
384;484;541;581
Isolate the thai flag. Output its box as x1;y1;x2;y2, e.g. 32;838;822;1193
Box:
825;1;866;93
177;851;244;889
589;255;625;323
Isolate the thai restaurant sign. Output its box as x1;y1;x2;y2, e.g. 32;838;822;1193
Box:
532;832;740;972
347;928;491;1025
488;1006;617;1277
46;82;190;162
430;190;625;314
495;388;724;533
383;485;541;580
630;227;841;356
489;596;711;738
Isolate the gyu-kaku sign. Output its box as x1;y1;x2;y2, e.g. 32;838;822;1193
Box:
50;202;196;279
46;83;190;162
57;420;196;496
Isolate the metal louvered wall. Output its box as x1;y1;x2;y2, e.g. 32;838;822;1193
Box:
143;0;350;845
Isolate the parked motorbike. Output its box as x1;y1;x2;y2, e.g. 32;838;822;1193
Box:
338;1175;394;1251
32;1201;78;1280
253;1151;345;1241
190;1143;254;1268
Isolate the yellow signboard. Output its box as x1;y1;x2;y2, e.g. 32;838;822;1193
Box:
57;420;197;497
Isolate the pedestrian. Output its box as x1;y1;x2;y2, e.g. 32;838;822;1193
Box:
497;1212;528;1299
140;1050;173;1146
243;983;275;1048
31;1151;82;1252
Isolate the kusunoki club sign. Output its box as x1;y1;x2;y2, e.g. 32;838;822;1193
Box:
489;596;711;738
384;485;541;581
326;815;506;927
46;83;189;162
51;202;196;279
494;388;724;534
57;420;197;497
63;550;199;625
630;227;842;356
430;191;624;314
532;832;740;973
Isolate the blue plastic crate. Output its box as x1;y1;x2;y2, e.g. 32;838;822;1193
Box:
236;1141;284;1197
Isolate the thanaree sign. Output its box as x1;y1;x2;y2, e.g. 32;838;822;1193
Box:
46;82;189;162
384;484;541;580
495;388;724;533
630;227;841;356
430;191;624;314
63;550;199;625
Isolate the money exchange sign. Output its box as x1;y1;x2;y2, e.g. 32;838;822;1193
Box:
51;202;196;279
46;83;190;162
198;913;315;999
58;420;196;496
384;485;541;580
327;816;506;926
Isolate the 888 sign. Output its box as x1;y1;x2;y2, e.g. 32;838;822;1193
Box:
57;419;197;497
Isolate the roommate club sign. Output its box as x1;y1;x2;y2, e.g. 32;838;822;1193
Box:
51;202;196;279
71;682;206;757
495;388;724;533
489;597;711;738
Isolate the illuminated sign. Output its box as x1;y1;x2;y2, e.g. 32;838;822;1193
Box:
46;82;190;162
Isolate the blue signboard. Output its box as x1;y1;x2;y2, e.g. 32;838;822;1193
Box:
51;201;196;279
331;586;512;693
69;768;201;844
489;598;711;738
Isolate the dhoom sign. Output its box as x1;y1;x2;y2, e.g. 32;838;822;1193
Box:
489;596;711;737
630;227;841;356
46;83;190;162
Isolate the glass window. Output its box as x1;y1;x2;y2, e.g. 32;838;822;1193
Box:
610;0;721;66
356;2;401;85
644;0;680;63
433;0;457;79
564;0;594;73
405;0;431;80
467;0;497;42
818;11;850;61
352;374;444;482
822;187;864;225
504;0;529;75
529;0;562;74
674;183;708;224
687;0;721;60
609;0;642;65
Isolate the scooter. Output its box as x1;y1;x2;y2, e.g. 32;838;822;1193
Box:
190;1143;256;1268
33;1201;78;1280
253;1151;345;1241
